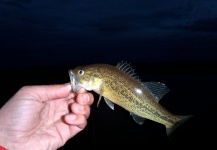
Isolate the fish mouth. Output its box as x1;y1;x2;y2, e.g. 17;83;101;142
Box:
68;70;81;92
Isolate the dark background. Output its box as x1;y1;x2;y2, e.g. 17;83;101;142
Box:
1;0;217;149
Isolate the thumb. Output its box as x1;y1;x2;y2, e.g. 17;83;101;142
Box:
31;83;73;101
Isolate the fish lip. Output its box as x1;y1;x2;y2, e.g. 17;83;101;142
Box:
68;70;80;92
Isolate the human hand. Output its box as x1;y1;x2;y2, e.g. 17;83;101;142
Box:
0;83;94;150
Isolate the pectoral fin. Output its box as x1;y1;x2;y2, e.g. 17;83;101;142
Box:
130;112;146;125
97;83;104;107
104;97;114;110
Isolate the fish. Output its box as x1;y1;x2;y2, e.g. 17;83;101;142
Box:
68;61;192;137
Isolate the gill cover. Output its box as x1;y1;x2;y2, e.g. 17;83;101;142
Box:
68;70;81;92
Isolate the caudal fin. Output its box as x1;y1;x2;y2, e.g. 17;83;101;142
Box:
166;115;194;139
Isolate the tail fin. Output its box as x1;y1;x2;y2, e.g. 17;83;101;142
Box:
166;115;193;139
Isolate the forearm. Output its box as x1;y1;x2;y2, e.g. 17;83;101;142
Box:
0;135;19;150
0;118;7;149
0;107;10;150
0;107;5;147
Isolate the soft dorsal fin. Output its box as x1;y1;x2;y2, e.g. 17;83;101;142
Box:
142;82;170;101
116;61;141;81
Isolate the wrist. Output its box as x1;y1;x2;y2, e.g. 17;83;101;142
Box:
0;129;8;150
0;138;7;150
0;146;7;150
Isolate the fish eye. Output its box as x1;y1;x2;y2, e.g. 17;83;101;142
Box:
78;70;84;75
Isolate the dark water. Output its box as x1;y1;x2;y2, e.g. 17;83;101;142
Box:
1;63;217;149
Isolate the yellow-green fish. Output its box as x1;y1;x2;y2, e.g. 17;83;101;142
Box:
68;61;192;136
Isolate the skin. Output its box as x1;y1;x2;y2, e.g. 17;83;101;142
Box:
0;83;94;150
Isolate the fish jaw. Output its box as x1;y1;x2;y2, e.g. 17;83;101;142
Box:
68;70;81;92
68;69;96;92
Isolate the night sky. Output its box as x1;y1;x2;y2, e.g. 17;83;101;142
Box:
1;0;217;66
0;0;217;149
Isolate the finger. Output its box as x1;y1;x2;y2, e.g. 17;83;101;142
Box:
28;83;73;101
76;87;87;94
64;114;87;130
76;92;94;105
71;102;91;119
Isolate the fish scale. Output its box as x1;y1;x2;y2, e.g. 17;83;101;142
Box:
68;62;192;137
99;66;170;124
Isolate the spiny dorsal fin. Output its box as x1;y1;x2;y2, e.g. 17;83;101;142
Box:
116;61;141;81
142;82;170;101
116;61;169;102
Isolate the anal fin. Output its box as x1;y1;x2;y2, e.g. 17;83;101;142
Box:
104;97;114;110
130;112;146;125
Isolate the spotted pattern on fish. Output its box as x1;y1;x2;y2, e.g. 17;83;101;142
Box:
69;63;183;128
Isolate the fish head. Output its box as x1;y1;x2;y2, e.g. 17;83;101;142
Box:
68;65;102;92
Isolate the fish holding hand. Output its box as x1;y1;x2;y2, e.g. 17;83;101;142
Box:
68;61;193;137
